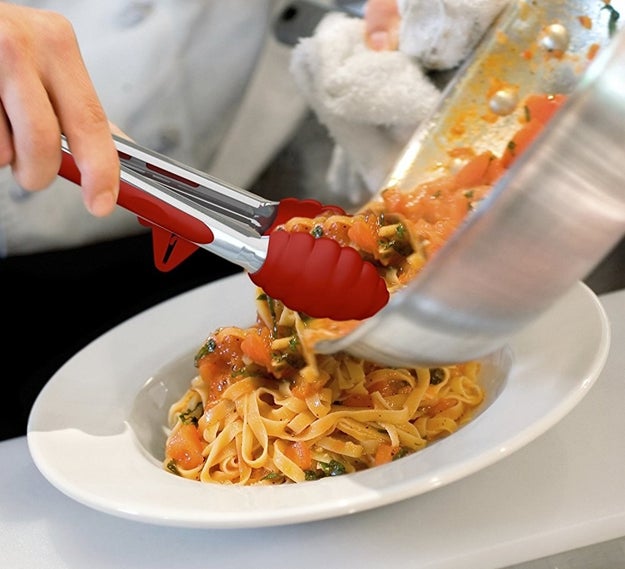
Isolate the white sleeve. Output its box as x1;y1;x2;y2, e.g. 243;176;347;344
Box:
1;0;297;257
0;169;144;257
0;1;156;257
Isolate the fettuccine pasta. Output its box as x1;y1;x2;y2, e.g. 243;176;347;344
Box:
163;93;565;485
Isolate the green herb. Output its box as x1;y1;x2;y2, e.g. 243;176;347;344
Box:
318;459;346;477
194;338;217;366
602;4;620;37
430;367;446;385
261;471;283;481
311;225;324;238
265;295;279;337
463;190;474;200
166;460;180;476
384;236;412;257
272;349;306;372
507;140;517;155
524;105;531;123
392;447;410;461
178;402;202;425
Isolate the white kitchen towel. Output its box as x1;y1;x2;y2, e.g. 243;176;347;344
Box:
289;0;510;208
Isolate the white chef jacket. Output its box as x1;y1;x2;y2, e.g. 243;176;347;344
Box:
0;0;307;256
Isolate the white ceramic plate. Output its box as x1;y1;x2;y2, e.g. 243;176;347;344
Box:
27;274;610;529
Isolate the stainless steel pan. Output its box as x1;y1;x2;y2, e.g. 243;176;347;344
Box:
316;0;625;366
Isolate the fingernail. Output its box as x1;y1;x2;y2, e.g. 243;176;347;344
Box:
368;31;391;51
87;191;117;217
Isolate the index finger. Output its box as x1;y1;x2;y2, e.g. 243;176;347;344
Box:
45;24;120;216
364;0;400;51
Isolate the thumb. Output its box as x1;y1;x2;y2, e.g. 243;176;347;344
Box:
364;0;400;51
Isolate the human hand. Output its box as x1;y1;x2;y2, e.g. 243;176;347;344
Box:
0;4;119;216
364;0;400;51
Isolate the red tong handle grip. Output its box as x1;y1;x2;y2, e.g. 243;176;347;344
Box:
58;151;214;245
250;231;389;320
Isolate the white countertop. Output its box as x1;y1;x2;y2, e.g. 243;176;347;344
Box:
1;288;624;569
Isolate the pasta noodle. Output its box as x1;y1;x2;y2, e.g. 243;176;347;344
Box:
163;93;565;485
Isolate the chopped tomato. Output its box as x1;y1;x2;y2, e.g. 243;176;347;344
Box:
523;93;566;125
348;216;379;256
427;397;457;416
587;43;600;61
291;377;324;400
374;443;396;466
367;379;411;397
501;94;566;168
197;359;231;401
322;219;352;245
454;151;498;188
165;423;204;470
241;326;273;369
382;176;457;222
197;334;245;401
500;119;544;168
284;441;312;470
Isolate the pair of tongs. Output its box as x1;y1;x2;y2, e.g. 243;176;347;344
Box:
58;135;388;321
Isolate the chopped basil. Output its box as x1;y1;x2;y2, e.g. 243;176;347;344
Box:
430;367;446;385
602;4;620;37
262;471;282;480
178;402;202;425
194;337;217;366
392;447;410;461
311;225;324;238
265;295;279;337
303;459;347;480
318;459;346;477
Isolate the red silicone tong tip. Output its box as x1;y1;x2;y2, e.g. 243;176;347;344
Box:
249;231;389;320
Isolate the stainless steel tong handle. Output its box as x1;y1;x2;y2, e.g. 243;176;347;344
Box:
60;134;273;273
